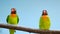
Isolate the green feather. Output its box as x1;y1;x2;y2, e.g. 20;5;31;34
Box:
6;15;19;34
9;29;15;34
6;15;9;23
17;16;19;24
39;16;50;30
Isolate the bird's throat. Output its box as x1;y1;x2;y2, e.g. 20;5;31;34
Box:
10;14;16;17
42;15;48;19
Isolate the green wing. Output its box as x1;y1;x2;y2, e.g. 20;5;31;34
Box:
39;17;43;29
6;15;9;23
17;16;19;24
47;17;51;28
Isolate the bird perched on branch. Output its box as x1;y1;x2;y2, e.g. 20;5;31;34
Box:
6;8;19;34
39;10;51;30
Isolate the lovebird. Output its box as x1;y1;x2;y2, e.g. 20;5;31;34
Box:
6;8;19;34
39;10;51;30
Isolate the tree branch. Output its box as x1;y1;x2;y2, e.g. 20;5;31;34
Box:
0;24;60;34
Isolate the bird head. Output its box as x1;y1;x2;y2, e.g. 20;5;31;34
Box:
42;10;48;16
11;8;16;14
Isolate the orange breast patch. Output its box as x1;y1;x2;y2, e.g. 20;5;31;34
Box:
10;14;16;17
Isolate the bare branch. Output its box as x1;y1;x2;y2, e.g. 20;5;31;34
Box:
0;24;60;34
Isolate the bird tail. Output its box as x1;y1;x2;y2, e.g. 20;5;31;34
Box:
9;29;15;34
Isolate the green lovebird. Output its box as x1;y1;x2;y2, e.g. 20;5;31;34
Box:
6;8;19;34
39;10;51;30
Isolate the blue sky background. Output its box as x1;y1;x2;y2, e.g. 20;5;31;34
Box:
0;0;60;34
